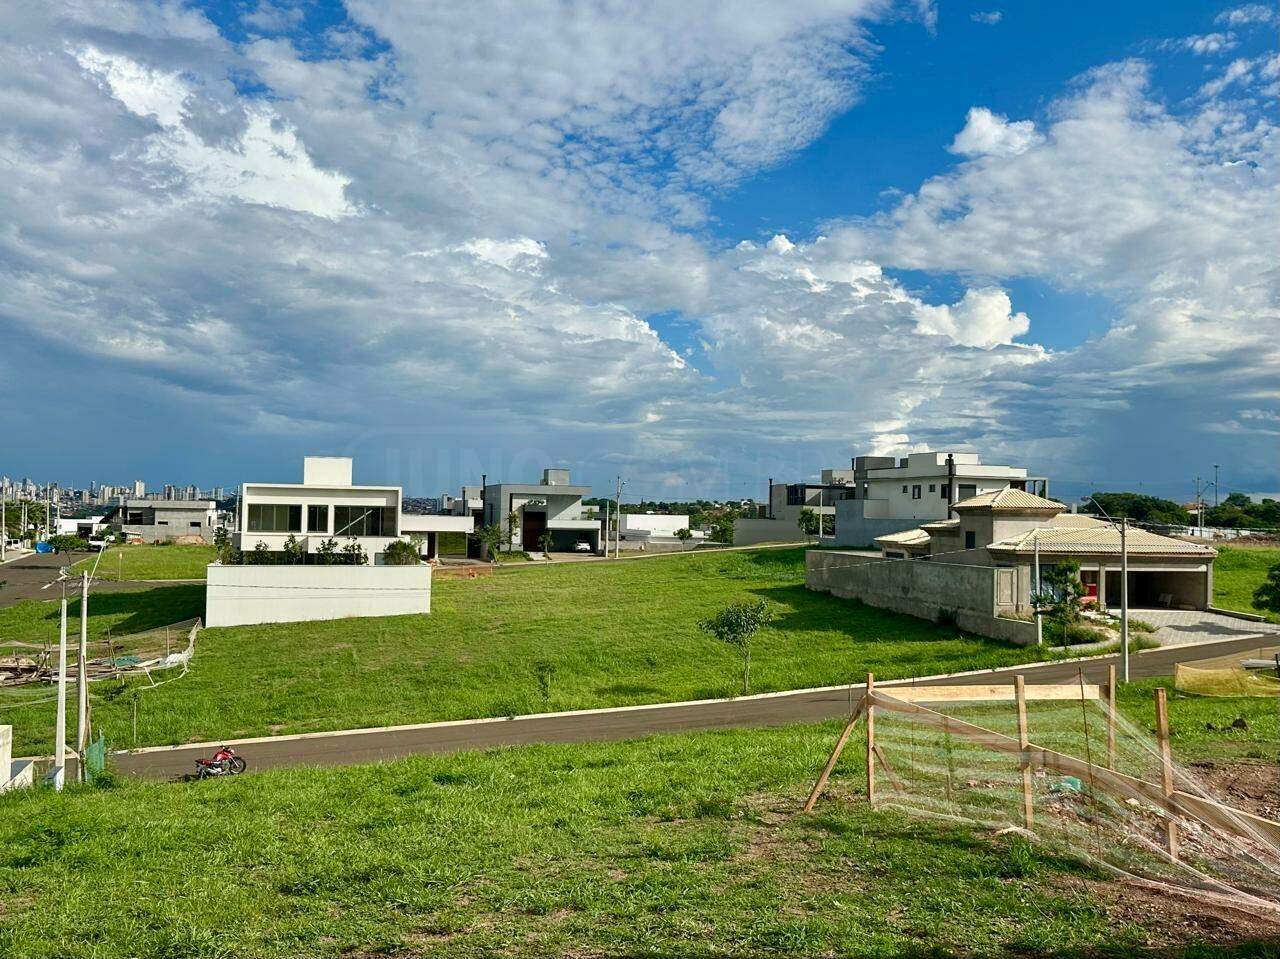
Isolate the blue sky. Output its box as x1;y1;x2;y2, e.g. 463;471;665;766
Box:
0;1;1276;504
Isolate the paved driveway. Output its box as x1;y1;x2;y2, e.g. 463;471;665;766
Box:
0;550;154;607
1132;608;1279;646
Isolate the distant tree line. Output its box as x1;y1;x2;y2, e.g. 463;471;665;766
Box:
1082;491;1278;530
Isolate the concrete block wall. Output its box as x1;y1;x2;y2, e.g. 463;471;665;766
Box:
206;564;431;628
805;550;1038;645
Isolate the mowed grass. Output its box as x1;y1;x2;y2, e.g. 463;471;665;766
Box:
1;548;1071;755
0;722;1143;958
72;543;215;581
1213;545;1280;623
5;681;1278;958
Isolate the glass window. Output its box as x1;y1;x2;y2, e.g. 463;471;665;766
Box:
247;503;302;532
928;483;936;493
964;531;976;549
940;484;950;499
901;485;908;494
307;505;329;533
912;485;921;500
333;505;397;537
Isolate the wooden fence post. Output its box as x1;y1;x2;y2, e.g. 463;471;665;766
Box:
865;672;876;804
1015;675;1033;829
1106;664;1116;771
1154;687;1179;860
802;699;865;812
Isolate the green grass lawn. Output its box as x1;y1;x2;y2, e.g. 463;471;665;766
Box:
1213;545;1280;622
1;548;1076;755
4;683;1278;959
72;543;216;581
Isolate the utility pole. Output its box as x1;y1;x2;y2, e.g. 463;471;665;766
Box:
614;476;624;558
1;495;6;562
53;596;68;790
1120;517;1130;684
1033;531;1042;647
1194;476;1204;537
1213;464;1220;508
76;571;90;777
603;496;609;558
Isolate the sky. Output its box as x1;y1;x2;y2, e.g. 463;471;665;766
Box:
0;1;1276;505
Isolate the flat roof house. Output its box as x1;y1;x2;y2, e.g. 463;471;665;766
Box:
734;467;857;545
102;498;217;544
478;468;600;554
831;451;1047;548
236;456;472;563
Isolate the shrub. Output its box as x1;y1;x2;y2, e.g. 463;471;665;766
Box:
383;539;421;566
1127;618;1157;634
1059;623;1112;646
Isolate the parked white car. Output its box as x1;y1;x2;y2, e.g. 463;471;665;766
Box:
574;540;593;553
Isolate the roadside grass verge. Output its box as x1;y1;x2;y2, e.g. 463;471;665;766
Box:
4;681;1276;958
1213;546;1280;623
2;549;1078;755
72;544;216;581
0;722;1135;958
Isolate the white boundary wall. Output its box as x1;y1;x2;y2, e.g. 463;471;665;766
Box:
206;564;431;628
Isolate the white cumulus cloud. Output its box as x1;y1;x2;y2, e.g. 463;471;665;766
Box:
948;106;1042;157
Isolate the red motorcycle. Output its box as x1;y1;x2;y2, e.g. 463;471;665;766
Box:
194;746;247;780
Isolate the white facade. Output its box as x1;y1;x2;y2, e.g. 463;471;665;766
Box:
205;563;431;627
238;456;473;563
619;513;703;541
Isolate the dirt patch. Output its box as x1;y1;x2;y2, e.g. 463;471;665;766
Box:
1067;874;1280;947
1190;760;1280;821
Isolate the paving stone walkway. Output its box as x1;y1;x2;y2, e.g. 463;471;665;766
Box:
1132;608;1279;646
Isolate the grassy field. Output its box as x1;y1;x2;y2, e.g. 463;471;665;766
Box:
72;543;216;581
3;684;1278;958
0;548;1075;755
1213;545;1280;623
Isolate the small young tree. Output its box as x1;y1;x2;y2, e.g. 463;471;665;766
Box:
383;538;420;566
1036;560;1087;645
538;530;554;557
47;534;85;559
698;599;772;696
797;507;818;542
248;540;272;565
282;533;306;565
341;537;368;566
477;524;504;563
1253;560;1280;615
316;537;339;565
506;509;521;552
675;528;693;550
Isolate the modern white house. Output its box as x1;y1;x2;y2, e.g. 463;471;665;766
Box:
208;456;473;628
830;451;1047;547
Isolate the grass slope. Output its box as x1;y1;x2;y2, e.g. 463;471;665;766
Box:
1213;545;1280;623
2;548;1069;755
72;543;216;581
4;684;1278;958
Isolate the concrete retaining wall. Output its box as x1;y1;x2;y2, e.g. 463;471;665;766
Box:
805;550;1038;645
206;564;431;628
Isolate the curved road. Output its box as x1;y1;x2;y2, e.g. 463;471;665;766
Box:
82;632;1272;780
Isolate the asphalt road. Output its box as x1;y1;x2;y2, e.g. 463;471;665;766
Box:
0;550;150;607
89;632;1273;781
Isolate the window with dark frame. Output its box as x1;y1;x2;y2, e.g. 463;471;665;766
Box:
940;484;950;499
928;483;936;493
912;485;922;500
247;503;303;533
964;531;976;549
307;504;329;534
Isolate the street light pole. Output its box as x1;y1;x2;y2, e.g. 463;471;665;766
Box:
1213;464;1220;508
1033;530;1042;647
1120;517;1130;684
76;571;90;777
53;596;68;790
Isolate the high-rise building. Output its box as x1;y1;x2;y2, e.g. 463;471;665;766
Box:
133;479;146;498
163;484;176;500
